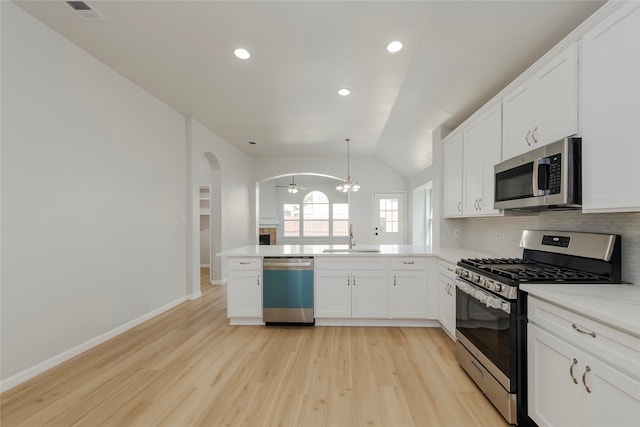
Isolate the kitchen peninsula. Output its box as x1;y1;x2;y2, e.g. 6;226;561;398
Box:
218;244;440;326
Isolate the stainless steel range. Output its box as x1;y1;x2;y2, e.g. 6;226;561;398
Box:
454;230;621;425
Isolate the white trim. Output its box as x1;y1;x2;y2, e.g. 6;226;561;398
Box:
229;318;265;326
210;279;225;286
187;290;202;300
0;296;187;393
314;318;439;328
200;264;210;268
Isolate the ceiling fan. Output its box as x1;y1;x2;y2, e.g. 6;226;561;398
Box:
276;176;307;194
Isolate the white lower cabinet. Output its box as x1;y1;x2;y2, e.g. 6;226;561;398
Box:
226;257;262;321
315;257;389;319
437;260;456;340
527;297;640;427
390;258;429;319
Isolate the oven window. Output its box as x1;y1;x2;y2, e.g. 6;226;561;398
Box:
456;287;513;379
496;162;534;201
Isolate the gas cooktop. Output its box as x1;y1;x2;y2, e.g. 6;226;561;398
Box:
458;257;609;283
456;230;622;289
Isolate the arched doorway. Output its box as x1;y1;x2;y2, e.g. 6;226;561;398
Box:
199;152;222;290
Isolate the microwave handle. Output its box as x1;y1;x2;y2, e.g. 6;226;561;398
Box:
532;157;551;196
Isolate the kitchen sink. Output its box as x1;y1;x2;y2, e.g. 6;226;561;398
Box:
322;248;381;253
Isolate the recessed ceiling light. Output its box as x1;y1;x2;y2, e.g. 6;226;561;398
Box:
338;88;351;96
234;48;251;60
386;41;403;54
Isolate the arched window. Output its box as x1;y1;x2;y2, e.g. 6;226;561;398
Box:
283;191;348;238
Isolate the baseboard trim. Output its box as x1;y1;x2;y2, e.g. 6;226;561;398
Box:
314;318;440;328
210;279;225;286
187;290;202;300
0;295;187;393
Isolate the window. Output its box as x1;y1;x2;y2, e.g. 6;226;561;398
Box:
332;203;349;236
425;182;433;246
283;203;300;237
378;197;399;233
282;191;347;238
303;191;329;236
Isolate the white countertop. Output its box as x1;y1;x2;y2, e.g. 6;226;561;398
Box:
521;283;640;337
218;244;436;257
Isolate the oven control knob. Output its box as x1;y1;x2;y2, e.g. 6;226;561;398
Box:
484;279;492;289
455;267;463;275
462;270;470;279
493;283;503;292
472;274;480;283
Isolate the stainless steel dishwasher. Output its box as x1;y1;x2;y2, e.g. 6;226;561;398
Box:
262;257;314;325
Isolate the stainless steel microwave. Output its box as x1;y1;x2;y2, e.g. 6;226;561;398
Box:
494;137;581;211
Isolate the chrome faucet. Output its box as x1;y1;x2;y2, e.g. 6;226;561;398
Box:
349;223;355;249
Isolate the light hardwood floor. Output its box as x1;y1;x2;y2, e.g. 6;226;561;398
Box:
1;283;508;427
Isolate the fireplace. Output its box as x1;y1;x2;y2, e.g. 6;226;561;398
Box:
259;227;276;245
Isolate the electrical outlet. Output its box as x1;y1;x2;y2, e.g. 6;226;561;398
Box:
445;228;451;237
453;228;461;238
498;232;505;242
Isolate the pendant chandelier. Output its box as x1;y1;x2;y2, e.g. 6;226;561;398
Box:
336;138;360;193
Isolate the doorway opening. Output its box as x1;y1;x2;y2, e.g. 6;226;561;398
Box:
200;153;221;291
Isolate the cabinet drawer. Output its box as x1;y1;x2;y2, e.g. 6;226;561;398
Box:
316;257;388;271
438;260;457;278
528;296;640;379
227;257;261;270
391;257;428;270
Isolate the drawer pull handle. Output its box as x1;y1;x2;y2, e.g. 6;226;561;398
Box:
569;358;578;384
572;323;596;338
403;261;414;265
239;262;250;265
470;360;484;378
582;366;592;393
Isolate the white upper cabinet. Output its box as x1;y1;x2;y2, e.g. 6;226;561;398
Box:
443;131;464;218
463;103;502;216
580;1;640;213
502;43;579;160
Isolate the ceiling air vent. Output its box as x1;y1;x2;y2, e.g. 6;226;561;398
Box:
65;1;105;20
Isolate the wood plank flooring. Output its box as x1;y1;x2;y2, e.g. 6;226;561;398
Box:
1;284;508;427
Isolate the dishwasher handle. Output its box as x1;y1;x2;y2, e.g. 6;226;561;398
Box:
263;257;314;270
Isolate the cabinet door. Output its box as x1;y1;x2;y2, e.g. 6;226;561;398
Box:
502;79;533;160
581;1;640;212
479;104;502;215
443;132;464;217
582;353;640;427
351;271;388;318
532;43;578;146
463;119;483;216
314;269;351;318
227;270;262;318
438;275;455;339
528;324;582;427
390;270;427;319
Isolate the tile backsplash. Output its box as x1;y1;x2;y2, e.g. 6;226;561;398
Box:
442;211;640;285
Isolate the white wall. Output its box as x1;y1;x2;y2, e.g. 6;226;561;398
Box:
254;156;409;245
1;2;187;387
260;179;349;245
188;119;255;288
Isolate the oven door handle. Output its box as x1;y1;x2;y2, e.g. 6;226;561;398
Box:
455;277;511;314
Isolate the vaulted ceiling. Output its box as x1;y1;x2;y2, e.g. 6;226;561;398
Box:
14;0;605;177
